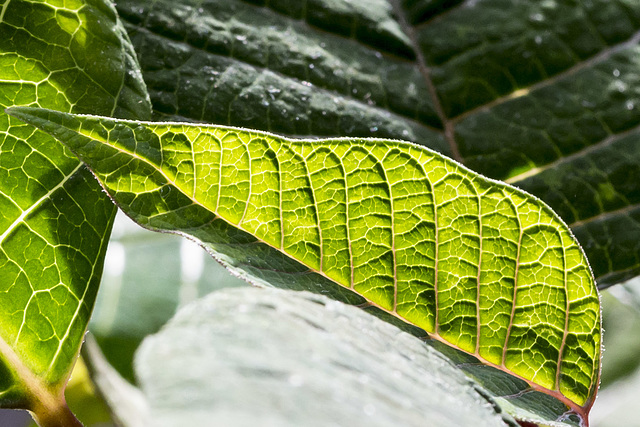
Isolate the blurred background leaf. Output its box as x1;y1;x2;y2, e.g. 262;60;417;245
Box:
89;212;247;383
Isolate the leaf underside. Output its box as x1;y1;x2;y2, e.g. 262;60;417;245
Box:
6;107;601;419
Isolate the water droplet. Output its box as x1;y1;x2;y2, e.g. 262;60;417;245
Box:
529;13;544;22
402;130;409;137
309;63;315;69
288;374;304;387
534;35;542;45
627;101;635;110
614;80;627;92
363;404;376;416
369;126;378;132
202;66;219;76
613;69;620;77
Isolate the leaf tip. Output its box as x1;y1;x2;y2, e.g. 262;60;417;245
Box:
5;106;69;130
4;107;87;147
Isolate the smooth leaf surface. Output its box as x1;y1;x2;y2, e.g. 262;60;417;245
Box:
117;0;640;288
90;211;246;383
6;108;601;423
133;287;515;427
0;0;150;417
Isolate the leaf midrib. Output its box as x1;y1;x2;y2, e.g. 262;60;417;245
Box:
389;0;461;161
393;1;640;185
0;333;60;412
0;0;12;22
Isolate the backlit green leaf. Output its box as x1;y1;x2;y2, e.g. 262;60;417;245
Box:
0;0;150;419
6;107;602;423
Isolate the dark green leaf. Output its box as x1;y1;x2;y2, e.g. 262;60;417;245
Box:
117;0;640;287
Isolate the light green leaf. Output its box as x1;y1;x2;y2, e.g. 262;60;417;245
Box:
117;0;640;288
129;287;516;427
5;107;601;424
0;0;150;421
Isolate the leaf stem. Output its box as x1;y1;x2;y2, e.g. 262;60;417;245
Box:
30;396;83;427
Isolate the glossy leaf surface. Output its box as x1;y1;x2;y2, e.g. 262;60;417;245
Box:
6;108;601;420
117;0;640;288
0;0;150;416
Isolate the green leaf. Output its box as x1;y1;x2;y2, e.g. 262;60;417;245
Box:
117;0;640;288
0;0;150;420
128;287;516;427
5;107;601;424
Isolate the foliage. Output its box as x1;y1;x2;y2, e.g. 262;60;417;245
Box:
0;0;149;423
1;0;640;426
